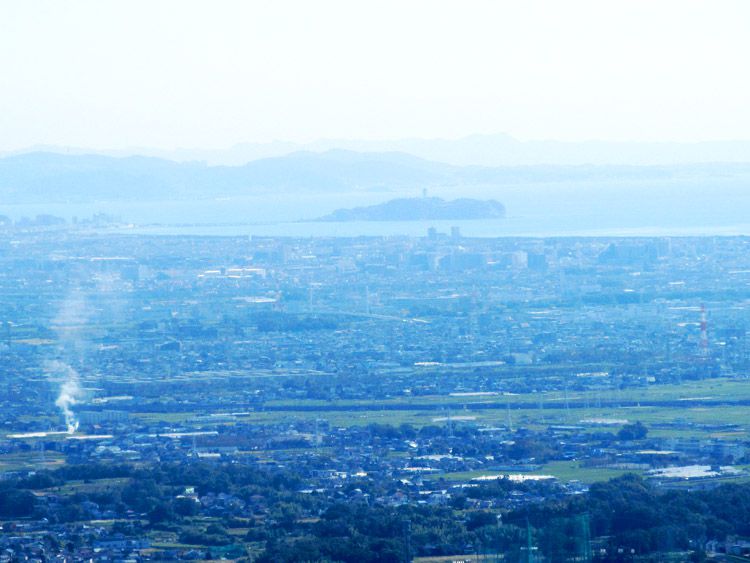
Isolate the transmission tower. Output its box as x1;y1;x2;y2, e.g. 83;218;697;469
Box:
523;518;537;563
578;513;592;562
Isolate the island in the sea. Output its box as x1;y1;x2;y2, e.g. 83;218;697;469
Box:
316;196;506;222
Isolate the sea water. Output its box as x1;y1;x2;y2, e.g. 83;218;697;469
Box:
3;176;750;238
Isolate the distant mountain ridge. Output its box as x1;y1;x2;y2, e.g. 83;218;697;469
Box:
1;150;750;204
0;150;454;203
317;197;506;222
10;133;750;166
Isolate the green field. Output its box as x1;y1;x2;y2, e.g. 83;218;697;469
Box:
236;376;750;442
442;460;642;484
0;451;65;472
264;377;750;409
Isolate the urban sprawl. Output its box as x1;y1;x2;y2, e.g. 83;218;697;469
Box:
2;224;750;561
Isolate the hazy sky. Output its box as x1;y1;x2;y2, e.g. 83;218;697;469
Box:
1;0;749;150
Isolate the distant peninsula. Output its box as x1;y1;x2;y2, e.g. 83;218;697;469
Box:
316;197;506;222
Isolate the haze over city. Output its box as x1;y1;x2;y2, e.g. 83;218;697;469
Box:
2;2;750;562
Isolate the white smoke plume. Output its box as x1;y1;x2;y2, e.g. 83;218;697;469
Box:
47;361;83;433
52;291;88;359
48;290;88;433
